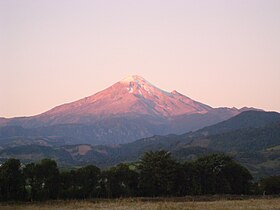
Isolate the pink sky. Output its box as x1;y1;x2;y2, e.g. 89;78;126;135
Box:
0;0;280;117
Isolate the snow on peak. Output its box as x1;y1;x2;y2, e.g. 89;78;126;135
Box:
120;75;147;83
120;75;170;96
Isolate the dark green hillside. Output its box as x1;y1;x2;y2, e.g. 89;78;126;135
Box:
202;122;280;178
196;111;280;136
208;122;280;152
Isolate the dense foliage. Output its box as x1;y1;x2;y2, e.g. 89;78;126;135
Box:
259;175;280;195
0;151;277;201
208;123;280;152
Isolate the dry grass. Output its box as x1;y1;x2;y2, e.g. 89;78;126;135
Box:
1;197;280;210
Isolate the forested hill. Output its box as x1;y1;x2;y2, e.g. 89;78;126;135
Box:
191;110;280;137
207;122;280;152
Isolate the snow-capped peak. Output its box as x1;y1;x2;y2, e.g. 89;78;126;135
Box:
120;75;170;96
120;75;151;86
41;75;212;120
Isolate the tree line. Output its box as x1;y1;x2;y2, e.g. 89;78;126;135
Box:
0;151;278;201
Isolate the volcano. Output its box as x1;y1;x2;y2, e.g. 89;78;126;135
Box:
36;75;212;123
0;75;256;144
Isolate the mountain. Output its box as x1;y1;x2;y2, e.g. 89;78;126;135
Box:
38;75;212;123
0;75;258;145
0;75;212;127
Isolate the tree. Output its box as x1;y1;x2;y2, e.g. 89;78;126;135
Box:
24;159;60;200
259;175;280;194
0;159;26;201
38;159;60;199
223;161;253;194
75;165;100;199
194;154;252;194
59;170;78;199
174;161;202;196
138;150;179;196
102;163;139;198
23;163;38;201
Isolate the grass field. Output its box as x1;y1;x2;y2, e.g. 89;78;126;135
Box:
1;197;280;210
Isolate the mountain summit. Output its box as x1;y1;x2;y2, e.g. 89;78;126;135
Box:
0;75;258;144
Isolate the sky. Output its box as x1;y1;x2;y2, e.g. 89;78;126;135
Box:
0;0;280;118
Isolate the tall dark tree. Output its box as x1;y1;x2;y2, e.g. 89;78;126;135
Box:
0;158;25;201
23;163;38;201
59;170;78;199
174;161;202;196
194;154;252;194
259;175;280;195
39;159;59;199
23;160;60;200
138;150;179;196
222;161;253;194
76;165;100;199
102;163;139;198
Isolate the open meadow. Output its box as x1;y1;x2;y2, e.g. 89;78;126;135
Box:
1;197;280;210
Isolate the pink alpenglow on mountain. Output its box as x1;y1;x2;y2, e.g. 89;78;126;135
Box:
0;75;255;144
42;75;212;121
